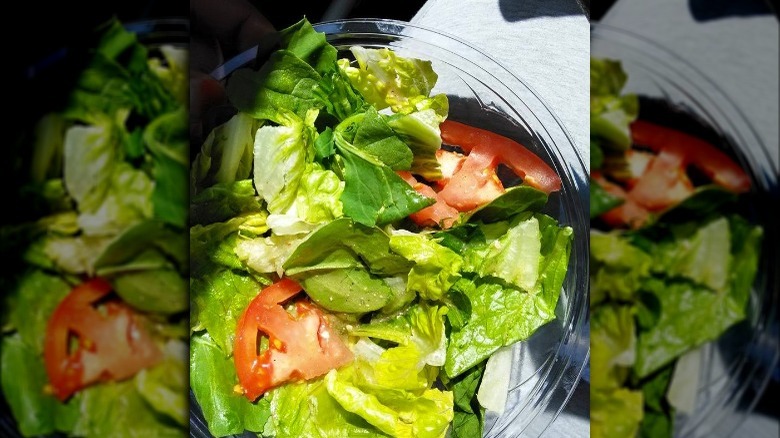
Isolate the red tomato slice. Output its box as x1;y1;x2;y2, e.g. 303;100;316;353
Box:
437;145;506;211
399;171;460;229
593;172;650;229
44;278;162;401
630;120;751;193
439;120;562;195
628;149;694;210
234;278;353;401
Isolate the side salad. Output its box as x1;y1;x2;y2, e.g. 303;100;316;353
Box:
589;58;763;437
190;18;574;438
1;20;188;437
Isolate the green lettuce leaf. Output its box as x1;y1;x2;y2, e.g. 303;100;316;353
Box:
1;334;81;436
337;108;413;171
143;107;188;227
190;179;265;226
591;387;644;438
334;133;434;226
389;231;462;301
590;303;636;391
590;230;653;305
191;112;261;193
190;270;266;354
338;46;440;114
190;334;273;436
278;17;338;75
590;58;639;150
253;111;317;215
386;107;446;180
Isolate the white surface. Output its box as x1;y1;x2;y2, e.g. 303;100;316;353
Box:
412;0;590;164
601;0;780;173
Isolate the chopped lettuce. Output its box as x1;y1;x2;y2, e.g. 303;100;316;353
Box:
590;58;639;150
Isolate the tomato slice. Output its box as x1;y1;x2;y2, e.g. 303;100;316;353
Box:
593;172;650;229
234;278;353;401
439;120;562;195
398;171;460;229
44;278;162;401
630;120;751;193
628;149;694;210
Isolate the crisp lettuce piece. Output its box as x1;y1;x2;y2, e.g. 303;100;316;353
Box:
590;230;653;305
269;378;380;438
634;277;746;378
71;379;183;438
42;234;112;275
76;161;154;236
591;387;644;438
227;51;321;123
634;216;762;377
136;342;188;426
190;179;265;226
5;270;71;353
447;361;485;438
63;122;116;213
148;45;188;105
326;365;453;438
334;133;434;226
387;107;446;180
590;303;636;391
234;233;306;276
253;111;316;214
1;334;81;436
352;304;449;368
590;58;639;150
389;231;462;301
190;334;272;437
191;112;260;193
190;269;267;355
338;47;440;114
278;17;338;76
443;275;557;378
144;107;188;227
294;162;344;224
337;108;413;171
191;216;269;278
650;217;731;291
466;185;548;224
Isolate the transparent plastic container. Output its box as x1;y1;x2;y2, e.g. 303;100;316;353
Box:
191;18;590;438
591;24;779;438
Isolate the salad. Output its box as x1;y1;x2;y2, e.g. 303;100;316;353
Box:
0;19;188;437
589;58;763;437
190;18;574;438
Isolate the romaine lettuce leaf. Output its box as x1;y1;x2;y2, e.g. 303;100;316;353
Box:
143;107;188;227
1;334;81;436
190;269;266;355
590;58;638;150
338;46;440;115
191;112;261;193
190;179;265;226
590;303;636;391
591;387;644;438
389;231;462;301
190;333;273;437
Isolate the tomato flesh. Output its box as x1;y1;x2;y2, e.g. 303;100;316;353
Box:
630;120;751;193
44;278;162;401
234;278;353;401
399;171;460;229
440;120;562;194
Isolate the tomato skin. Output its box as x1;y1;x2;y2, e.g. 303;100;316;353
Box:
399;171;460;229
44;278;162;401
440;120;562;194
630;120;751;193
592;172;650;229
234;278;353;401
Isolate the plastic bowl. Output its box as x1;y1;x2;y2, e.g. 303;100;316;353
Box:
591;24;779;438
190;18;590;438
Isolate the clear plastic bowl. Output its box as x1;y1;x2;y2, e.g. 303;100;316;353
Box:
191;18;590;438
591;24;779;438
